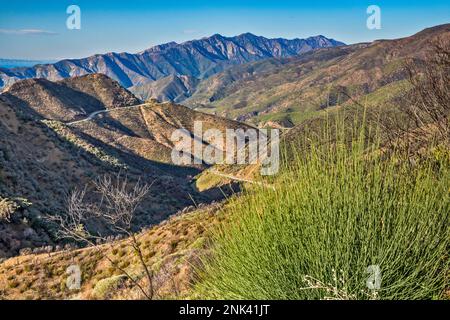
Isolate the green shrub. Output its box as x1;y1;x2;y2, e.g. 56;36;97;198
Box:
196;119;449;300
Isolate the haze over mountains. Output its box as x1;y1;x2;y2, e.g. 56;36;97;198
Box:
0;33;344;94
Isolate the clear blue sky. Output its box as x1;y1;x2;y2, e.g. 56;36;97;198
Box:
0;0;449;60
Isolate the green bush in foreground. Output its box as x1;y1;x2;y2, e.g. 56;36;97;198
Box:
196;122;449;300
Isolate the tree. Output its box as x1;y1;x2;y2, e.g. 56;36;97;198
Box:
404;38;450;143
47;174;155;300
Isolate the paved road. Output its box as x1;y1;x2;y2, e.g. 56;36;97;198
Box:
67;101;285;191
68;103;148;125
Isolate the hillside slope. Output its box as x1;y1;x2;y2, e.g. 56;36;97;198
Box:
1;74;141;122
129;75;200;103
0;203;226;300
69;101;254;169
185;24;450;126
0;97;115;257
0;33;344;96
0;75;248;258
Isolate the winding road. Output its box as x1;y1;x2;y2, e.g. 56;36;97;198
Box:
67;103;149;125
209;169;276;190
66;102;286;190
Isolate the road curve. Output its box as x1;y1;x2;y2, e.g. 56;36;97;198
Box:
67;103;148;125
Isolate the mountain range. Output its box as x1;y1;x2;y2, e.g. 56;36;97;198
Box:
0;24;448;300
0;33;344;94
0;74;248;257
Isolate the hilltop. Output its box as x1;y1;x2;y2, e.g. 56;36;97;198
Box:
0;203;226;300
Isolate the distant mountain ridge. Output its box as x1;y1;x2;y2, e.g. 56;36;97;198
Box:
0;59;57;69
0;33;344;91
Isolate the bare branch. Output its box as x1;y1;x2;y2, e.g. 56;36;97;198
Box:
45;174;155;300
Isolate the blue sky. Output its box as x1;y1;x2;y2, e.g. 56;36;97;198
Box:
0;0;449;60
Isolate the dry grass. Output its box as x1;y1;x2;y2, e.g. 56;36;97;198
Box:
0;203;225;300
